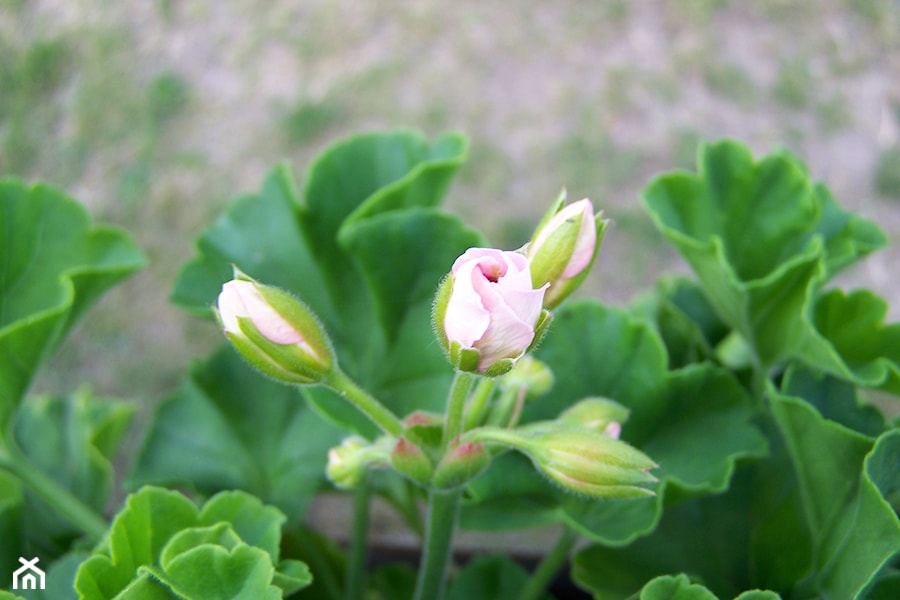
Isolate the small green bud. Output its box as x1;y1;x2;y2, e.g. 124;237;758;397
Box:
216;270;334;384
389;437;433;486
502;356;554;398
559;397;630;438
326;436;390;489
432;440;490;490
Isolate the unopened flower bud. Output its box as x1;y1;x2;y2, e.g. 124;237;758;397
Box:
558;397;630;439
502;356;555;399
431;440;489;490
434;248;548;376
470;426;656;498
326;436;390;489
389;437;433;486
216;270;333;384
527;194;607;309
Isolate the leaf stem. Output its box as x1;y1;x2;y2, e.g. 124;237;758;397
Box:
518;527;579;600
0;442;107;540
325;369;404;437
443;371;475;448
345;479;370;600
412;489;462;600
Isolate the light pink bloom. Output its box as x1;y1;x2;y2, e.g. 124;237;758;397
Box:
218;280;314;354
443;248;546;370
530;198;597;280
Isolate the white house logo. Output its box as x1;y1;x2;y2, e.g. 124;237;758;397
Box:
12;557;45;590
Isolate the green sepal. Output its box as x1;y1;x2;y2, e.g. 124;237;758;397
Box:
542;215;608;310
225;328;318;385
529;213;580;290
432;273;453;350
450;341;482;373
254;284;334;370
526;309;554;354
481;358;515;378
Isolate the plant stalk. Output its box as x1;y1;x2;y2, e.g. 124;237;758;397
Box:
345;479;371;600
518;527;579;600
412;489;462;600
462;377;496;431
325;369;404;437
0;442;107;540
443;371;475;449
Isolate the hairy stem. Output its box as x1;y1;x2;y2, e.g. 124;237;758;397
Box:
325;369;404;437
443;371;475;449
518;527;579;600
462;377;496;431
413;489;462;600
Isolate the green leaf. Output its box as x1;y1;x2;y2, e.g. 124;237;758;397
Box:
74;486;308;600
152;544;282;600
0;472;24;585
171;131;477;436
631;276;729;369
446;555;555;600
642;141;887;373
0;179;145;430
637;575;717;600
630;574;782;600
780;364;887;436
13;391;135;553
571;468;761;599
129;345;342;524
768;395;900;599
807;289;900;394
75;487;199;599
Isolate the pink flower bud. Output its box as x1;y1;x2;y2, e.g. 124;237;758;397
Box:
431;440;489;490
528;196;607;309
216;273;333;384
389;437;433;486
438;248;547;373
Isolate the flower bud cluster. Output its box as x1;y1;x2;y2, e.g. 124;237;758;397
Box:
435;196;606;374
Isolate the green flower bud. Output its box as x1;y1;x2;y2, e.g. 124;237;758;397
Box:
502;356;555;399
216;270;333;384
431;441;489;490
469;426;657;499
558;397;630;438
389;437;433;486
326;436;390;489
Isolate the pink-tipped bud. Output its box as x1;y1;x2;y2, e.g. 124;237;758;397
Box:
389;437;433;486
558;397;630;438
216;269;333;384
431;441;489;490
527;194;607;309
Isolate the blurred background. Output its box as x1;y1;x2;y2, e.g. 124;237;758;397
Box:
2;0;898;406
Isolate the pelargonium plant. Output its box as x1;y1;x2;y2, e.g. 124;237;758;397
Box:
0;130;897;600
